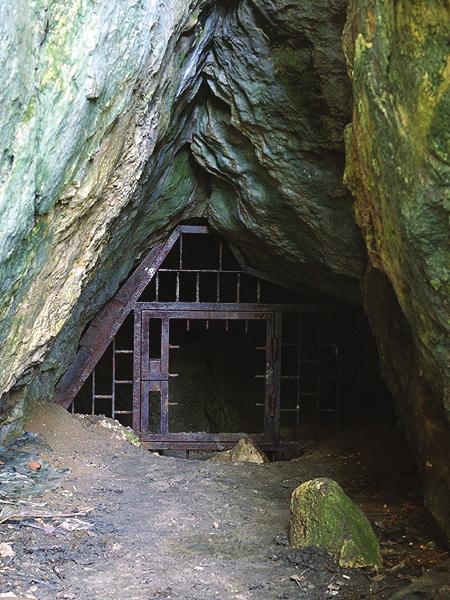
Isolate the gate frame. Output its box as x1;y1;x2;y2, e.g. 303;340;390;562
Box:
54;224;331;451
136;307;281;450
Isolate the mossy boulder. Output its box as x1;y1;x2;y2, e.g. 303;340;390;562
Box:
209;438;269;464
289;478;382;569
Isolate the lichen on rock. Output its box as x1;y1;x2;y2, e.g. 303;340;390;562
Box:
289;478;382;569
343;0;450;541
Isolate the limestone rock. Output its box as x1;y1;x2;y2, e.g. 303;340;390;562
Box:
289;478;382;569
343;0;450;542
209;438;268;464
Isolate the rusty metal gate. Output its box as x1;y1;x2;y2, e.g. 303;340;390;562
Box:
55;225;355;453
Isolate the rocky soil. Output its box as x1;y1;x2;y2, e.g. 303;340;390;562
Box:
0;403;447;600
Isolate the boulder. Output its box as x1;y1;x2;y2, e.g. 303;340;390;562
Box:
209;438;268;464
289;478;382;569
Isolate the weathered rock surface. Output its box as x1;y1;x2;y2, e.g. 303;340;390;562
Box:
289;477;382;569
344;0;450;541
192;0;365;300
209;437;269;464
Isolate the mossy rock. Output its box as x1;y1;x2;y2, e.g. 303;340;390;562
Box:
289;478;382;569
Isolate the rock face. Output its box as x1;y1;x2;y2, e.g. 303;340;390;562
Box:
192;0;366;300
0;0;216;441
209;438;269;464
289;478;382;569
344;0;450;540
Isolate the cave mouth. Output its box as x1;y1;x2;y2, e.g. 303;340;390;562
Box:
63;224;394;457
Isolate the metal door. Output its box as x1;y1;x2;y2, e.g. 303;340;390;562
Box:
134;309;280;450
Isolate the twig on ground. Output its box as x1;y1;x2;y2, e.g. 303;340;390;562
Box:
0;508;93;525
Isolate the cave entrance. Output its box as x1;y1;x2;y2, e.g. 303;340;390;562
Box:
55;224;392;454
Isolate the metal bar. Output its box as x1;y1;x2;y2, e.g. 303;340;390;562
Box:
142;309;272;321
158;268;243;273
176;271;180;302
236;273;241;302
195;272;200;302
315;323;321;439
92;369;96;415
176;225;211;234
216;272;220;303
257;279;261;303
264;315;274;440
139;432;268;442
114;380;133;384
141;312;150;379
112;337;116;419
115;349;133;354
296;313;302;437
335;343;341;428
180;233;183;270
272;312;282;444
137;302;329;312
155;272;159;302
114;410;133;414
94;394;112;399
219;239;223;271
132;309;141;434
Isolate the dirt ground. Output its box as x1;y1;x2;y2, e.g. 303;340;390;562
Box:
0;402;448;600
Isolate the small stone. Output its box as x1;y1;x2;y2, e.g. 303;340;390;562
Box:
26;460;41;471
208;438;269;464
289;478;382;569
0;542;15;558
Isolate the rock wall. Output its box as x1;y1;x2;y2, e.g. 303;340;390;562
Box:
344;0;450;540
191;0;366;299
0;0;216;439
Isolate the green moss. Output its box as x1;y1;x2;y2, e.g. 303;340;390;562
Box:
290;478;382;569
